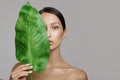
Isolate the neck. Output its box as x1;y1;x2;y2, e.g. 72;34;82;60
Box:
47;46;64;67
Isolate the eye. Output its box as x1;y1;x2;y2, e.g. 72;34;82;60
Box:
52;25;59;30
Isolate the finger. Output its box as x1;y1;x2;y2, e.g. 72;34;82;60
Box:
12;66;33;77
13;65;33;74
15;64;30;70
12;70;32;79
16;71;32;78
11;64;33;79
17;65;33;71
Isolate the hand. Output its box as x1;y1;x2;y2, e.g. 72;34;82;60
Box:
11;64;33;80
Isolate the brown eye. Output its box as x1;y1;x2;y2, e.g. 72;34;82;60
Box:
52;26;59;30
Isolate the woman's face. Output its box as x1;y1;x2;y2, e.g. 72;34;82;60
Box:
41;12;66;51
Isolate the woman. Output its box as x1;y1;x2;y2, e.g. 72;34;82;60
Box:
9;7;88;80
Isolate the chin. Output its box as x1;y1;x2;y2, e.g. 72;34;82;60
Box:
50;47;55;51
50;45;59;51
50;46;54;51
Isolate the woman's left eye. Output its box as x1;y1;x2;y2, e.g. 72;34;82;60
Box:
52;26;59;30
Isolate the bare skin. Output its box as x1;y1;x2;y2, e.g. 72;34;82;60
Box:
9;13;87;80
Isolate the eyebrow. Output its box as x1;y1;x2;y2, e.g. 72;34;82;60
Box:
51;22;59;25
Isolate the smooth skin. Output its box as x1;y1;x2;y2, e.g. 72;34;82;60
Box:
9;13;88;80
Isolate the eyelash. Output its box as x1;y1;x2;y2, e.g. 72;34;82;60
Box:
52;26;59;30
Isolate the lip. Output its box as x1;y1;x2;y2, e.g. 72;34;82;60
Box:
49;40;53;45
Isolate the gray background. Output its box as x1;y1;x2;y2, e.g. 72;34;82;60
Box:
0;0;120;80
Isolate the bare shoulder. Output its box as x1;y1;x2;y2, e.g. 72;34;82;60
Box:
69;67;88;80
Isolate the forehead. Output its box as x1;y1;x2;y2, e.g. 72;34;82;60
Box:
41;12;61;25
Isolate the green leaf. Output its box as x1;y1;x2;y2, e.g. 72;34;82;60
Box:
15;3;50;73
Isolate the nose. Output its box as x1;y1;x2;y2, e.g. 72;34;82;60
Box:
47;28;51;38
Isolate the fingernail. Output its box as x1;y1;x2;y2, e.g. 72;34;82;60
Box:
29;71;32;73
26;64;30;66
30;66;33;68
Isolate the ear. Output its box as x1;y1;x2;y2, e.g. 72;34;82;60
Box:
62;29;67;39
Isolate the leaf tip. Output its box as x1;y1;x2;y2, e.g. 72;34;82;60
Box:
27;1;30;5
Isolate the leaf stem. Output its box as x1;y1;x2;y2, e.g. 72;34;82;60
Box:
30;74;33;80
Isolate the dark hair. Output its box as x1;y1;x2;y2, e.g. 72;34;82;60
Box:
39;7;66;30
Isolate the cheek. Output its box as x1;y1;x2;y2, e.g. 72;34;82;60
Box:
53;31;64;41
